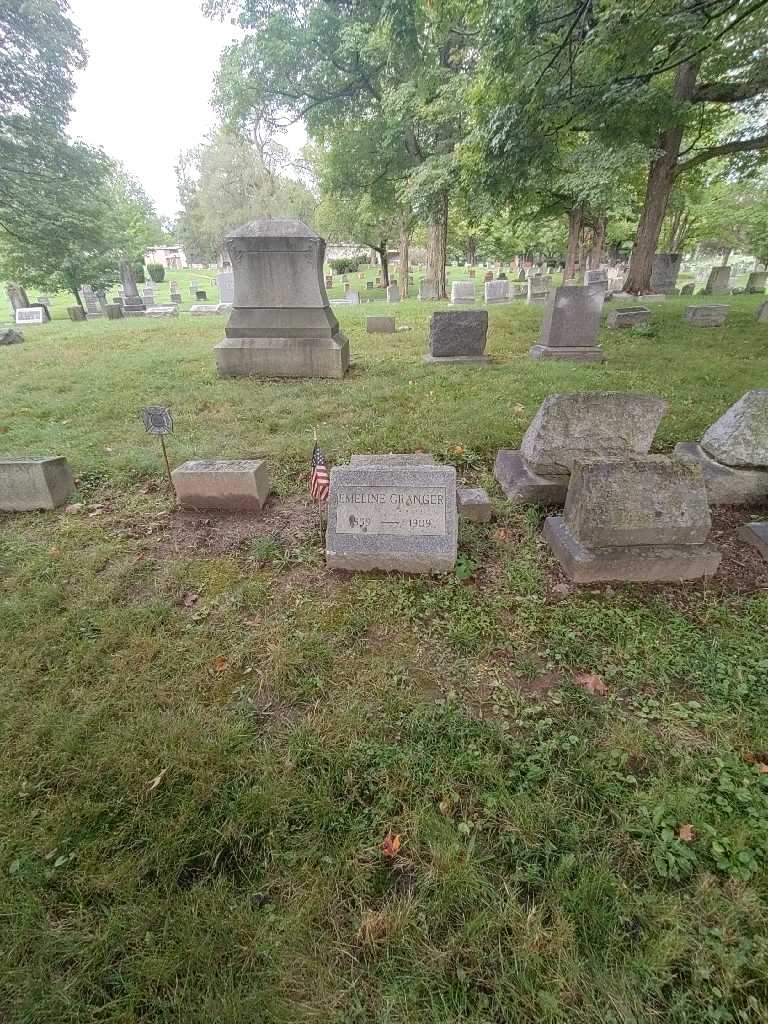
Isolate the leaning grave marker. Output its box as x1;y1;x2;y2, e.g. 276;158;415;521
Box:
530;284;605;363
326;463;457;573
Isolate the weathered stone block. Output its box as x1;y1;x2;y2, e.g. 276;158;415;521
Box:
700;390;768;468
484;280;509;304
650;253;682;294
68;306;86;322
386;284;400;303
746;272;766;294
563;456;711;548
684;305;729;327
419;279;438;301
0;328;23;345
0;457;74;511
450;281;476;304
457;487;493;522
531;284;604;362
493;450;569;504
674;442;768;505
520;392;668;477
367;316;396;334
326;464;457;573
171;459;271;511
739;522;768;560
606;306;650;329
703;266;731;294
425;311;489;363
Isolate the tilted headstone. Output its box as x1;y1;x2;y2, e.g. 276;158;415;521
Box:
450;281;475;304
757;302;768;322
6;282;30;314
494;391;668;504
684;305;728;327
68;306;86;322
367;316;396;334
325;463;458;573
650;253;682;294
119;259;146;316
485;279;509;304
530;284;605;363
674;390;768;505
0;457;74;511
386;283;400;303
746;271;767;294
213;219;349;379
739;522;768;561
606;307;651;329
419;279;438;301
703;266;731;295
543;455;721;582
680;282;695;295
172;459;271;512
425;311;489;364
0;328;24;345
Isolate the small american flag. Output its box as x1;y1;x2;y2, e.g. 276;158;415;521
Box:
310;440;330;503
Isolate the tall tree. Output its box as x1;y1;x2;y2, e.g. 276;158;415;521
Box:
206;0;475;297
474;0;768;293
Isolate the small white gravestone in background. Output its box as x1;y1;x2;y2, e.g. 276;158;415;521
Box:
16;307;44;325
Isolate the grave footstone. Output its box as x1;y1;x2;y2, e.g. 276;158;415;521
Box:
484;280;509;304
172;459;271;511
145;305;179;318
530;284;605;363
214;219;349;379
650;253;682;294
425;311;489;364
191;304;228;316
0;457;75;511
457;487;493;522
367;316;396;334
684;305;728;327
0;328;23;345
494;391;668;504
739;522;768;561
673;390;768;504
450;281;476;304
606;307;650;328
703;266;731;294
746;271;767;294
325;463;458;572
543;455;721;582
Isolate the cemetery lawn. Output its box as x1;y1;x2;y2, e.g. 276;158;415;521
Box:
2;294;768;1023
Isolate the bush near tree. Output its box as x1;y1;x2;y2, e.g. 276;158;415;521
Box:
146;263;165;283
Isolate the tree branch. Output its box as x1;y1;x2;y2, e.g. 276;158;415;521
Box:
676;131;768;174
692;67;768;103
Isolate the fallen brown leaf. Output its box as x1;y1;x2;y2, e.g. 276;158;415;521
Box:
146;767;168;793
678;823;695;842
211;656;231;674
381;833;401;859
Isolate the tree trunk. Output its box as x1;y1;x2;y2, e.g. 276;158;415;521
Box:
588;214;607;269
721;247;731;265
398;219;410;298
426;191;448;298
564;205;583;282
467;235;477;266
624;62;697;294
374;245;389;286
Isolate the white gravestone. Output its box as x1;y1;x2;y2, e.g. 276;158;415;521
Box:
16;307;44;325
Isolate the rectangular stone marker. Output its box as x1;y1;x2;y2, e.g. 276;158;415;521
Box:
171;459;271;512
0;457;74;511
531;284;605;363
105;304;123;320
366;281;374;289
746;272;767;294
739;522;768;560
217;271;235;304
386;284;400;303
326;464;457;572
457;487;493;522
758;302;768;323
526;277;551;305
367;315;396;333
543;456;721;582
350;454;435;466
145;305;179;317
703;266;731;294
15;307;44;325
650;253;682;294
485;279;509;304
419;279;438;301
584;269;608;287
684;305;728;327
450;281;476;304
425;310;489;364
606;306;650;328
191;304;228;316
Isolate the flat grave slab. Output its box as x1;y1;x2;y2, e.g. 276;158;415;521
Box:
326;464;457;573
171;459;271;512
684;305;728;327
367;316;396;334
606;306;650;328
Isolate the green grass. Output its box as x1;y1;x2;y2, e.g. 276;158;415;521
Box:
1;293;768;1022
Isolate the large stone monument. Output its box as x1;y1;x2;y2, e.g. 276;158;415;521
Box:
494;391;668;503
530;284;605;363
650;253;682;294
543;456;721;582
326;462;457;572
214;219;349;379
674;390;768;504
119;260;146;316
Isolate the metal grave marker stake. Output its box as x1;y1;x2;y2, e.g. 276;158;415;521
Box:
141;406;174;490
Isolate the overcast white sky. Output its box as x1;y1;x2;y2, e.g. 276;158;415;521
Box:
67;0;305;220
